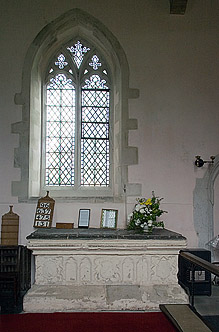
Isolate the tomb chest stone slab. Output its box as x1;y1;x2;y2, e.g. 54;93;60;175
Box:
24;228;188;312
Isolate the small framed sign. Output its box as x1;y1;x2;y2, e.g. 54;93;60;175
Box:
34;191;55;228
78;209;90;228
100;209;118;229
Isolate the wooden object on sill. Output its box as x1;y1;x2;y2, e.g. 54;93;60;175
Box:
56;223;74;229
1;206;19;245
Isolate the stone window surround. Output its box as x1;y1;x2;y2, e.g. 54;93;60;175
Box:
12;8;141;203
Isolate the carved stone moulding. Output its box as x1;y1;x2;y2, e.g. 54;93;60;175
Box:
34;253;178;286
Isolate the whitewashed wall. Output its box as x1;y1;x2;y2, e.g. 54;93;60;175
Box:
0;0;219;247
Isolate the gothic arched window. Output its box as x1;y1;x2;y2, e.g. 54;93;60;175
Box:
43;40;111;190
13;9;140;202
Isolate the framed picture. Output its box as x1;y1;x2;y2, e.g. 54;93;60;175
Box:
100;209;118;229
34;191;55;228
78;209;90;228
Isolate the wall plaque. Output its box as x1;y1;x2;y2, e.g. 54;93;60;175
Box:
34;191;55;228
100;209;118;229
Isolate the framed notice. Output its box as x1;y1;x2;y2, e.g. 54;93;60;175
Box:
78;209;90;228
34;191;55;228
100;209;118;229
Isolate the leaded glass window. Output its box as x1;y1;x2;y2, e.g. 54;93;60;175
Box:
81;75;110;186
44;40;111;188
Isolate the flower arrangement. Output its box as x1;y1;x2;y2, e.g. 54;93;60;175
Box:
127;191;167;233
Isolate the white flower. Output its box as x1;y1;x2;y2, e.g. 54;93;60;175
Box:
135;204;141;211
135;219;141;226
128;213;133;221
148;220;152;226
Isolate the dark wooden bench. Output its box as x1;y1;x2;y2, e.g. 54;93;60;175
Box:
0;245;31;313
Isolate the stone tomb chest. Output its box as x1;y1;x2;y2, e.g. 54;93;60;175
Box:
24;228;188;312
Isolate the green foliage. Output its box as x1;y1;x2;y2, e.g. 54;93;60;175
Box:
127;192;167;233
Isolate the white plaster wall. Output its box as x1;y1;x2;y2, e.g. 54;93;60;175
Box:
1;0;219;247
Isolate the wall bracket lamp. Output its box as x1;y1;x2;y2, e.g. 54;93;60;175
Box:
195;156;215;167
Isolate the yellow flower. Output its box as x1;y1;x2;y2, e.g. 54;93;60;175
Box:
146;199;152;205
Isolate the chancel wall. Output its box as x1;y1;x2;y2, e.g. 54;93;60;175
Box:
0;0;219;247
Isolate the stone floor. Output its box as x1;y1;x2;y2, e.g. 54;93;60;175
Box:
194;285;219;316
193;285;219;331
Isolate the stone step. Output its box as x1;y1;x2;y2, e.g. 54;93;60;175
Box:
160;304;211;332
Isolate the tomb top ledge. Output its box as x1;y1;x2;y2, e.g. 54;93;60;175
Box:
26;227;186;241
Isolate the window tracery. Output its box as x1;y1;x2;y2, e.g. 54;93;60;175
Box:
44;40;111;188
